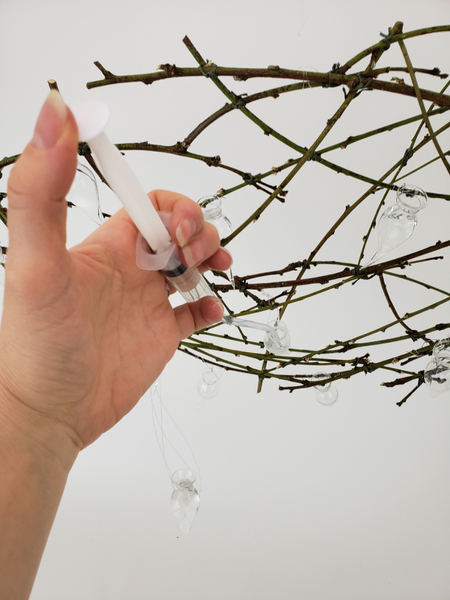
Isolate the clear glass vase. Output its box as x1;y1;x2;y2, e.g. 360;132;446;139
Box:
364;184;427;267
424;339;450;396
198;195;232;239
170;468;200;538
197;365;221;400
312;373;338;405
264;320;291;355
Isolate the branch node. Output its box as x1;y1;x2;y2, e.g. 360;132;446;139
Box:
198;62;217;79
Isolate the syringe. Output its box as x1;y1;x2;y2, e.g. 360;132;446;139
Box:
71;100;213;303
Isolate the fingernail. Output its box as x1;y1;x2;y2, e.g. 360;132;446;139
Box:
182;238;206;268
206;296;224;323
176;219;196;247
31;90;67;149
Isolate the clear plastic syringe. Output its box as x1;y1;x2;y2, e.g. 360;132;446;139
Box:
72;100;213;302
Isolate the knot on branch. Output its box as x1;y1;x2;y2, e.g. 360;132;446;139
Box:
157;63;178;77
231;93;247;109
352;265;374;280
235;279;248;294
406;329;422;342
198;62;217;79
78;143;91;156
351;353;370;368
401;147;415;167
206;155;222;167
322;63;341;88
258;296;276;310
362;360;377;374
380;28;393;50
242;172;259;186
347;73;374;98
174;141;189;153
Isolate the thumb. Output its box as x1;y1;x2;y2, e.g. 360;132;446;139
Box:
6;90;78;269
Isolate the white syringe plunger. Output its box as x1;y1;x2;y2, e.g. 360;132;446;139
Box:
72;100;214;302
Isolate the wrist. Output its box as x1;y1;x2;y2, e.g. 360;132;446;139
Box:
0;382;80;476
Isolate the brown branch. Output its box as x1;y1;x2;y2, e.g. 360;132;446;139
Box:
212;239;450;292
86;64;450;107
396;380;423;407
378;272;423;339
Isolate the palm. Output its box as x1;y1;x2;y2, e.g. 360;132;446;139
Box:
69;211;184;445
1;210;190;448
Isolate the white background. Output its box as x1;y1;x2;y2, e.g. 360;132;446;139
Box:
1;1;450;599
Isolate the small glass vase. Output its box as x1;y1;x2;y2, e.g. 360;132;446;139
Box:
263;320;291;355
197;365;221;400
170;468;200;538
424;339;450;397
198;195;232;240
312;373;338;405
364;184;427;267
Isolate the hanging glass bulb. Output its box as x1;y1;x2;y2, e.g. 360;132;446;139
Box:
222;314;291;355
424;339;450;396
198;195;232;239
263;319;291;355
197;365;221;400
312;373;338;405
66;162;104;225
364;184;428;267
170;468;200;538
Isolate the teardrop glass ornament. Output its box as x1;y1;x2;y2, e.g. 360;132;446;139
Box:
364;184;427;267
67;162;104;225
424;339;450;397
312;373;338;405
170;468;200;538
198;195;232;239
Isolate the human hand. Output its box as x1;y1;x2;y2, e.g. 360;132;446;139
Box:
0;90;232;455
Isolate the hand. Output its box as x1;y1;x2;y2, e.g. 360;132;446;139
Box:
0;90;232;453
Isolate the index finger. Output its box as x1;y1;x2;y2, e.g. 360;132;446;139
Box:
147;189;205;246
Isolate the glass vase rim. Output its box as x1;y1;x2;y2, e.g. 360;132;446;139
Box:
396;184;428;213
171;468;197;487
311;371;333;391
